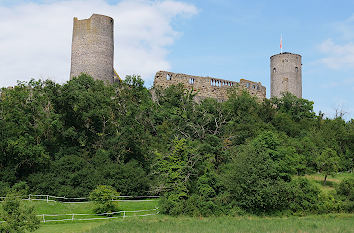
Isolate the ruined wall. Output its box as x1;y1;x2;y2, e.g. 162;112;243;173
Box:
153;71;266;101
270;52;302;98
70;14;114;84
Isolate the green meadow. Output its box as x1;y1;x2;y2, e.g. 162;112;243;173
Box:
32;173;354;233
35;214;354;233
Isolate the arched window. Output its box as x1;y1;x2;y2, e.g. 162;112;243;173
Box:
273;68;276;73
295;67;298;72
166;74;171;80
189;78;194;85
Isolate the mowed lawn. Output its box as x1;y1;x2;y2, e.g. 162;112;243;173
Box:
33;199;158;214
29;199;159;233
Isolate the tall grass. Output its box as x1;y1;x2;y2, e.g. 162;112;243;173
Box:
87;214;354;233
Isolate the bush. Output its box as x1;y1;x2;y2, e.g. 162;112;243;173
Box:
0;182;10;197
337;178;354;201
221;132;292;214
11;182;29;196
336;178;354;213
288;178;321;213
0;192;40;233
89;185;119;214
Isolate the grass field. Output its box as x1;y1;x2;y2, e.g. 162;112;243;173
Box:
32;200;159;233
86;214;354;233
304;172;354;193
3;172;353;233
33;199;158;214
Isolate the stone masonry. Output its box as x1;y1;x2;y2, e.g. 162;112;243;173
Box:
70;14;115;84
270;52;302;98
68;14;301;100
153;71;266;101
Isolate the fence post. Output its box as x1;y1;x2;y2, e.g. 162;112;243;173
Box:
123;211;126;219
72;214;74;221
46;195;49;203
42;214;45;223
29;194;31;201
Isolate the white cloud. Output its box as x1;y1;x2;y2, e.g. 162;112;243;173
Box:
318;39;354;69
333;14;354;40
0;0;197;87
318;15;354;70
320;77;354;89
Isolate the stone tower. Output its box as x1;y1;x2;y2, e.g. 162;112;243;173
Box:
70;14;114;84
270;52;302;98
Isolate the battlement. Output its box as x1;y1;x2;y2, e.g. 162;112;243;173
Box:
153;71;266;101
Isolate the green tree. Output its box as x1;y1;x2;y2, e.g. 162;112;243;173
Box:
316;148;340;184
0;193;40;233
89;185;119;214
152;138;199;215
221;131;292;214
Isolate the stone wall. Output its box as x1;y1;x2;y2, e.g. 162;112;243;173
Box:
270;52;302;98
153;71;266;101
70;14;115;84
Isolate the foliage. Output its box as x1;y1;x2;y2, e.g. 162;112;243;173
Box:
221;132;292;214
317;148;340;184
89;185;119;214
0;193;40;233
0;75;353;216
337;178;354;201
154;138;197;215
288;178;321;213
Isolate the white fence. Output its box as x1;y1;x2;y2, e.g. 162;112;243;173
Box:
0;194;159;203
37;208;159;223
0;194;160;223
0;208;159;223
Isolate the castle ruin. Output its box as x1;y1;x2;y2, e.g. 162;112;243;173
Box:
270;52;302;98
154;71;266;101
69;13;302;101
70;14;119;84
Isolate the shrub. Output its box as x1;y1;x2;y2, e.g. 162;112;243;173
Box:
288;178;321;214
0;182;10;196
337;178;354;201
336;178;354;213
89;185;119;214
0;192;40;233
11;182;29;196
221;132;292;214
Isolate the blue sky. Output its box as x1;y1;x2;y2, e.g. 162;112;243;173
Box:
0;0;353;119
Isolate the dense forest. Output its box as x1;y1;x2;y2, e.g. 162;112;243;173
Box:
0;74;353;215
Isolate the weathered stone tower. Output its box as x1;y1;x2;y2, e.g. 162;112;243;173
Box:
70;14;114;84
270;52;302;98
